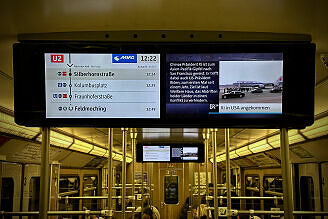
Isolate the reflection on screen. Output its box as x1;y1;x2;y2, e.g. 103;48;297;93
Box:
166;53;283;118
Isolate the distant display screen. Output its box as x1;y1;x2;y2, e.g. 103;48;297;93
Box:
138;144;204;162
143;146;170;161
166;53;283;118
45;53;160;118
171;146;199;161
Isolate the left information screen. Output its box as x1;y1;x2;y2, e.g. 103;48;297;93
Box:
45;53;160;118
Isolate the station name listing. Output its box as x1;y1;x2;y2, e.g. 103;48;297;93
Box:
45;53;160;118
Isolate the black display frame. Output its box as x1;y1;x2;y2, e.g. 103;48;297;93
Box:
136;143;205;163
13;41;315;128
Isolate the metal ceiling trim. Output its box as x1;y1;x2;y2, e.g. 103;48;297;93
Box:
17;30;312;42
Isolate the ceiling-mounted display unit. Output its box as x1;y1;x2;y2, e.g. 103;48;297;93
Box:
13;31;315;128
136;143;205;163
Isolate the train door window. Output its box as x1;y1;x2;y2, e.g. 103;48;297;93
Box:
58;176;80;219
164;175;179;205
221;173;226;196
245;175;260;210
231;171;237;189
222;170;237;194
300;176;315;219
222;172;226;182
1;177;14;219
263;176;283;194
115;170;122;211
263;176;283;219
28;177;40;219
82;175;98;211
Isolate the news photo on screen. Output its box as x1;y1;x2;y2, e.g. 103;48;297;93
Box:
171;146;198;161
166;53;283;118
45;53;160;118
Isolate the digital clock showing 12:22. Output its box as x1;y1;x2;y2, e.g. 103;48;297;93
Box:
140;55;157;62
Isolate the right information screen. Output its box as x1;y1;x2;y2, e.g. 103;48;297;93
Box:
166;53;283;118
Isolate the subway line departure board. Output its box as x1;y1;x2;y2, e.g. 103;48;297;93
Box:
44;53;160;118
13;41;315;128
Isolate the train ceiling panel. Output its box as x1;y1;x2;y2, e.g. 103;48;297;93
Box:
247;153;280;168
234;129;277;145
290;146;314;159
0;139;66;164
84;157;107;168
0;139;28;161
288;145;319;163
59;152;95;168
232;157;257;168
263;150;281;163
57;127;109;147
53;127;130;156
295;137;328;162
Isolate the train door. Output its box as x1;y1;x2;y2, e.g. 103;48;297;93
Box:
297;163;321;219
1;177;14;219
156;163;184;219
221;168;240;194
58;175;80;219
82;175;98;211
263;175;283;219
22;164;40;219
321;162;328;219
1;162;22;219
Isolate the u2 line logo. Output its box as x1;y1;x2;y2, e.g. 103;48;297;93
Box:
112;54;137;63
51;55;64;63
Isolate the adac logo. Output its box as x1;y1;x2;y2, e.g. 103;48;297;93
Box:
112;54;137;63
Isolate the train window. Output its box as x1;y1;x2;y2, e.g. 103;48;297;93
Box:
58;176;80;219
82;175;98;210
1;177;14;219
28;177;40;219
245;175;261;210
263;176;283;194
115;171;122;210
263;176;283;219
300;176;315;218
222;171;237;194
